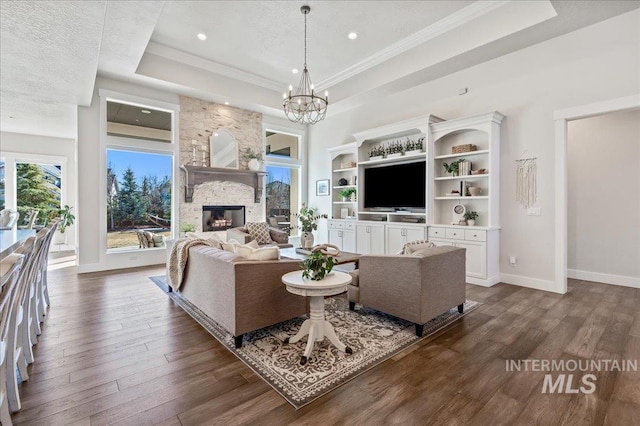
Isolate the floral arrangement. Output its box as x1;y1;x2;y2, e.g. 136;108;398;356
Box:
243;147;263;162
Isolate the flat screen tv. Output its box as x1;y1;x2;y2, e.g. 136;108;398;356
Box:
364;161;426;209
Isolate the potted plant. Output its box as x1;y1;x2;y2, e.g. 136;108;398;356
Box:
49;205;75;244
339;188;357;202
442;158;465;176
464;211;479;226
243;147;264;171
302;251;337;281
293;203;328;249
180;223;195;237
369;146;385;161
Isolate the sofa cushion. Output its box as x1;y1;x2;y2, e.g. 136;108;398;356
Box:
246;222;273;245
221;239;259;253
152;235;165;247
349;269;359;287
236;245;280;261
144;231;155;247
401;240;436;255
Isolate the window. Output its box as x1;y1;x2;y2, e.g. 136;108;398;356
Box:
16;162;61;227
264;129;303;235
105;99;175;252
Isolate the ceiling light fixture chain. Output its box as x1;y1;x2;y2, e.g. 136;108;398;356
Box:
282;5;328;125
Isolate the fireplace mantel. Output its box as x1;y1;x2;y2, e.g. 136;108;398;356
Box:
180;165;266;203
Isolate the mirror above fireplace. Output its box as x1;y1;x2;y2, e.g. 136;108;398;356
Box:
210;129;238;168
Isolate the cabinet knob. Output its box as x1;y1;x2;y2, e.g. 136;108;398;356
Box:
473;234;477;237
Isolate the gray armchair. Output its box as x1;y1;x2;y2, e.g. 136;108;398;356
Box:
348;245;466;336
227;224;293;248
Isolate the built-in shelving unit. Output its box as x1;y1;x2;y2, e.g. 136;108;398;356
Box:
327;111;504;286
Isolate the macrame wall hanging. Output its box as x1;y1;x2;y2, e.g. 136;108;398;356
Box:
515;156;537;208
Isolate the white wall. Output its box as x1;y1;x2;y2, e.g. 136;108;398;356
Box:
307;10;640;292
77;77;180;273
0;131;78;251
567;109;640;287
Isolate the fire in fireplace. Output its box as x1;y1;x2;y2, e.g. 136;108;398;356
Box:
202;205;245;232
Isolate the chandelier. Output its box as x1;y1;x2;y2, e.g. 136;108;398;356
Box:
282;5;328;125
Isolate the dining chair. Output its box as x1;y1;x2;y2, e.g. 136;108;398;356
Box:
0;209;19;230
35;221;58;321
0;252;24;425
0;239;31;415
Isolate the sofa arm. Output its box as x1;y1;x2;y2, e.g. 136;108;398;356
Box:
226;227;252;244
269;227;289;244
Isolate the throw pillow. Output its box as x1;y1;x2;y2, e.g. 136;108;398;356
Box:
152;235;165;247
401;239;436;255
270;229;288;244
144;231;155;247
246;222;273;245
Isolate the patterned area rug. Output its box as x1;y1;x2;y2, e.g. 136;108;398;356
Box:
150;275;479;409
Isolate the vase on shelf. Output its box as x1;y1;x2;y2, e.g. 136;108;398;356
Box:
467;219;476;226
301;232;314;249
248;158;260;171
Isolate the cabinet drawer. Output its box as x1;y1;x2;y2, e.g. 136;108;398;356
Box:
344;221;355;230
428;227;446;239
464;229;486;242
445;228;465;240
328;220;344;229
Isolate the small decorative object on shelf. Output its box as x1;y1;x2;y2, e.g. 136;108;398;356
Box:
464;211;479;226
339;187;357;202
243;147;263;171
201;144;209;167
468;186;482;196
191;140;198;166
471;168;487;175
302;244;340;281
369;145;385;160
385;141;404;158
443;158;465;176
459;160;471;176
452;144;477;154
337;178;349;186
340;161;356;168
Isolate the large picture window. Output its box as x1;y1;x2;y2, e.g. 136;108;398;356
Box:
106;149;172;250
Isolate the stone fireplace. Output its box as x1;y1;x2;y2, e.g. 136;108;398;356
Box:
202;205;245;231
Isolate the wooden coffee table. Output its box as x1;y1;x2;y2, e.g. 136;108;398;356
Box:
282;270;353;365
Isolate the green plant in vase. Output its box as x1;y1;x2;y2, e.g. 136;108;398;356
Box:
292;203;327;249
443;158;465;176
463;211;479;226
339;187;357;202
48;205;76;234
302;251;337;281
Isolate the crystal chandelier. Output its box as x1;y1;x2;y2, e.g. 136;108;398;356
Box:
282;5;328;125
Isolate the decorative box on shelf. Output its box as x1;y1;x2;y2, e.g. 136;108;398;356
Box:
340;161;357;168
452;144;477;154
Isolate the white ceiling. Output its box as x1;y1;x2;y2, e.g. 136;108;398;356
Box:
0;0;638;139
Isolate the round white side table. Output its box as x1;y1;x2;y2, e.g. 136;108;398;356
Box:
281;270;353;365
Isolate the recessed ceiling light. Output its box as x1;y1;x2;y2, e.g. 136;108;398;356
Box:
141;109;151;114
292;68;299;74
348;32;357;40
8;116;14;119
197;33;207;41
214;133;219;137
224;101;229;105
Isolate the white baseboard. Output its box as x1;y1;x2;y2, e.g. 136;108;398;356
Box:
567;269;639;289
467;274;500;287
500;273;564;294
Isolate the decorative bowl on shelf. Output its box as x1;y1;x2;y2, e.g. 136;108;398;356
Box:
468;187;482;196
470;169;487;175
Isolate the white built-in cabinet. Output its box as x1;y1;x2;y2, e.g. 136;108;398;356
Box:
354;222;385;255
386;224;427;254
327;219;356;252
327;112;504;286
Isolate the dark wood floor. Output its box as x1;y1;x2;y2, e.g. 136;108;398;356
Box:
11;261;640;425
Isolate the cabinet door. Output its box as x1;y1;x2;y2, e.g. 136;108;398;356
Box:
405;227;426;244
385;225;405;255
456;241;486;279
369;224;386;255
355;224;371;254
342;230;356;252
328;229;343;250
